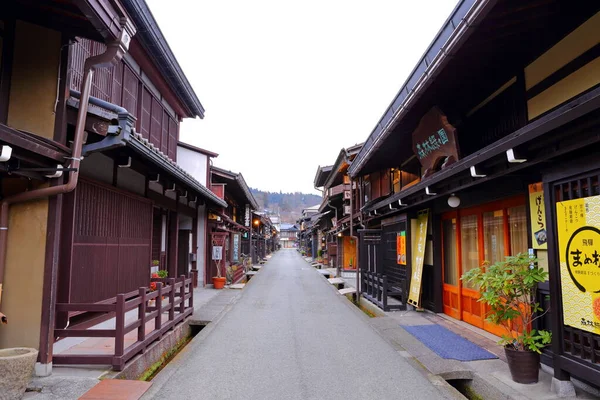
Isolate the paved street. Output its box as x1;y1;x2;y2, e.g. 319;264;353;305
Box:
147;249;445;400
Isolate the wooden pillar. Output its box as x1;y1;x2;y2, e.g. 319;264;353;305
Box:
191;217;198;287
167;210;179;279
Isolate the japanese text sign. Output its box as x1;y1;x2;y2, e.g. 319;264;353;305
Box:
529;183;547;250
397;231;406;265
412;107;460;179
408;210;428;307
557;195;600;335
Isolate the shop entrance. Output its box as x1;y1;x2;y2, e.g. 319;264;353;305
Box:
441;196;528;335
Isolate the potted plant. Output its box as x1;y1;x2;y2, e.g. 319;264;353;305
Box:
462;253;551;384
213;258;226;289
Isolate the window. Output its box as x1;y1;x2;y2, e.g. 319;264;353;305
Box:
460;214;480;289
483;210;505;264
443;218;458;285
508;205;528;255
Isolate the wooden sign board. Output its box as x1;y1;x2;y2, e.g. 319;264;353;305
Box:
412;107;460;178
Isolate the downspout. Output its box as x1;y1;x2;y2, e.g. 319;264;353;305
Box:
0;36;130;324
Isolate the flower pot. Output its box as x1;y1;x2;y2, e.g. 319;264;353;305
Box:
213;276;226;289
504;346;540;384
0;347;38;399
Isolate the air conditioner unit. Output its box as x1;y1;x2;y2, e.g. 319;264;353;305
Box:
343;190;351;200
344;205;351;215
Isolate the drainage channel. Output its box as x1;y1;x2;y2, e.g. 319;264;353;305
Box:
138;324;205;381
445;379;483;400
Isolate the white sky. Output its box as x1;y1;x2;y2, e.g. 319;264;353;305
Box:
146;0;459;194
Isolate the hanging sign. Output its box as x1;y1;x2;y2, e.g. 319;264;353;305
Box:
557;195;600;335
245;204;250;227
408;210;429;307
397;231;406;265
529;183;547;249
412;107;460;179
232;234;240;262
212;246;223;261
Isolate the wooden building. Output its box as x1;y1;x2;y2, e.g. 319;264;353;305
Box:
207;166;259;285
346;0;600;389
0;0;226;374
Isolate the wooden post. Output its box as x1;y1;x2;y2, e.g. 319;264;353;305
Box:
115;294;125;358
189;273;194;309
179;275;186;313
138;287;146;346
155;282;163;332
168;278;175;322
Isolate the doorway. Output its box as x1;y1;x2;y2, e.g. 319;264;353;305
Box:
441;196;527;335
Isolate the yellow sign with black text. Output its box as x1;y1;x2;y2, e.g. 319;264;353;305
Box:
557;195;600;335
529;183;547;250
408;210;428;307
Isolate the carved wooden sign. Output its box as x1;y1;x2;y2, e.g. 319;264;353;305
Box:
412;107;460;178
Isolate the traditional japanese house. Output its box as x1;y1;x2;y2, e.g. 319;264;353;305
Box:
280;223;299;248
348;0;600;389
177;142;220;287
0;0;227;374
207;166;259;285
319;144;362;274
297;204;320;257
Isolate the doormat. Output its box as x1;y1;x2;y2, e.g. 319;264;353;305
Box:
401;324;498;361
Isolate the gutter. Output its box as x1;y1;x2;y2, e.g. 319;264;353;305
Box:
349;0;497;178
0;32;132;324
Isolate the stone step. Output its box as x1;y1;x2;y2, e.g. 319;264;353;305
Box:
338;287;356;295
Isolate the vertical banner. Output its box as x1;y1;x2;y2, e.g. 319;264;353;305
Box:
397;231;406;265
244;204;250;227
557;195;600;334
232;234;240;262
529;183;547;249
408;210;429;307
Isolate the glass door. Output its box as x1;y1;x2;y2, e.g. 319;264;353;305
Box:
442;216;460;319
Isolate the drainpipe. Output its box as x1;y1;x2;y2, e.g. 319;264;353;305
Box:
0;36;130;324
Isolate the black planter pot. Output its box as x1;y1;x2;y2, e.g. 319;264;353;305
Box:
504;346;540;384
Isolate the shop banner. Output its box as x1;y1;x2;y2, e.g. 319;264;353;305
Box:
557;195;600;334
529;183;547;249
408;210;428;307
397;231;406;265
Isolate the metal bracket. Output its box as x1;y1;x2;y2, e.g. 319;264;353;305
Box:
470;165;487;178
425;186;437;196
0;145;12;162
506;148;527;163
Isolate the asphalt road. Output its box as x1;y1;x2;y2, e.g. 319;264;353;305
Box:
149;250;444;400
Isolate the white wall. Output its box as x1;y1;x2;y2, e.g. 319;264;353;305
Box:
177;146;208;185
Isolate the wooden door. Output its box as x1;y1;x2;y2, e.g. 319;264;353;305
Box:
442;196;527;335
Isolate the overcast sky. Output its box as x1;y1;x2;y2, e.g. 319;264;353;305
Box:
146;0;458;194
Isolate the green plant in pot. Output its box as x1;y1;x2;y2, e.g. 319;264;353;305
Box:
461;253;551;384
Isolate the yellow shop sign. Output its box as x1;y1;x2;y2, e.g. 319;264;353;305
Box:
557;195;600;334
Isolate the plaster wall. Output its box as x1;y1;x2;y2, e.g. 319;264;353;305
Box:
176;147;208;185
0;180;48;349
7;21;60;139
525;12;600;119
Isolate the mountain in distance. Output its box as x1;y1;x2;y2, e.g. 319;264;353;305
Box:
250;188;322;224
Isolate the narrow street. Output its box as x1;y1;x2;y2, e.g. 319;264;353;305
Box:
147;249;444;400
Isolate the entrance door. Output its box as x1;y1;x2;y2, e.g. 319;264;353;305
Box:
178;230;191;277
442;196;528;335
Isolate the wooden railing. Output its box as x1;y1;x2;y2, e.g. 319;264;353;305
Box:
361;270;405;312
53;275;194;371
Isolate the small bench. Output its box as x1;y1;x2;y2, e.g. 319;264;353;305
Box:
318;270;332;278
327;277;345;289
338;287;356;295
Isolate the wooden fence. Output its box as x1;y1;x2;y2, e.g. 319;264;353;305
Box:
53;275;194;370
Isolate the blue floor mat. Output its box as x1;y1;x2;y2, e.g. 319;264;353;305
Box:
401;324;498;361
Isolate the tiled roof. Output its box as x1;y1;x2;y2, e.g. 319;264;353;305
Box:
129;131;227;207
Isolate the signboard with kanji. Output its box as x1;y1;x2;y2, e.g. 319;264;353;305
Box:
557;195;600;334
529;183;547;249
412;107;460;178
408;210;428;307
